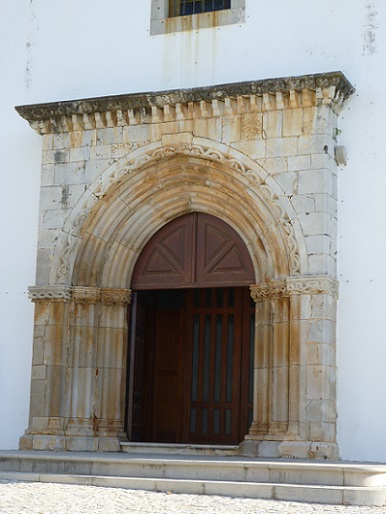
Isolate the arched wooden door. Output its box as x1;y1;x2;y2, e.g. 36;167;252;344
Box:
127;213;255;445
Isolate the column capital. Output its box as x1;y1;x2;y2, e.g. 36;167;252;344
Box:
100;288;132;305
28;285;72;303
72;286;101;304
250;276;339;302
250;281;287;302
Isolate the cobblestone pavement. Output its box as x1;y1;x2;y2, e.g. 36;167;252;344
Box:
0;481;386;514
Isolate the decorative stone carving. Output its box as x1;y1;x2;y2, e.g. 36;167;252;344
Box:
28;285;72;302
55;141;301;283
250;281;288;301
100;288;132;305
16;73;354;135
72;286;101;304
250;276;339;302
287;276;339;298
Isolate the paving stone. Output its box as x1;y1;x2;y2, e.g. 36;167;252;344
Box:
0;481;385;514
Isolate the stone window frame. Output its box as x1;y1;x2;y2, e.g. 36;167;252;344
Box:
150;0;246;35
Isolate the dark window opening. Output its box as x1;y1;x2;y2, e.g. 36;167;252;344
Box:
170;0;231;17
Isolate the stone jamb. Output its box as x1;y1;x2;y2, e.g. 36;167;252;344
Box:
21;286;132;452
243;276;339;459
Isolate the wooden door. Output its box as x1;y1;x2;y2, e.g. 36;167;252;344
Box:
129;287;254;445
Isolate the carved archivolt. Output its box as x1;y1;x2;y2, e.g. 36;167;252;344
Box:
28;286;132;305
250;276;339;301
55;142;303;285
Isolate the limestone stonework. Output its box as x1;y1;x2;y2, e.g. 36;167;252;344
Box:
17;73;353;457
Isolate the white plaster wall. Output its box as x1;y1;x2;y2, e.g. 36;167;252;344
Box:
1;0;385;460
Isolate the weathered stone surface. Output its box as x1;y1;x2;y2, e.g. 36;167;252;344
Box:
17;76;353;454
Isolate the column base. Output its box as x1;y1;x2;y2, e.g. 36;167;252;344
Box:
19;432;126;452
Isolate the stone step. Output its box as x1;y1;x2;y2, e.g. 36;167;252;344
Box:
120;442;239;456
0;451;386;506
0;471;385;506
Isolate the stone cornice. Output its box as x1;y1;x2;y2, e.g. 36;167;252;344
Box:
250;276;339;301
28;286;132;305
16;72;354;135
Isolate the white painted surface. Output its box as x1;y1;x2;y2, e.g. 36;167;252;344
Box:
1;0;386;461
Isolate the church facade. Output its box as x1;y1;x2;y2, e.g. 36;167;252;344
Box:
1;0;386;462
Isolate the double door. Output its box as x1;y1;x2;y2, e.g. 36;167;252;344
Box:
127;286;254;445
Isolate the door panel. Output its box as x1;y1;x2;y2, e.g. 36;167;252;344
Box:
131;213;254;289
129;287;254;446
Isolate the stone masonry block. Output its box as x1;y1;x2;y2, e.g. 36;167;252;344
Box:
193;117;222;140
231;140;266;160
308;319;336;345
96;127;123;146
266;137;298;158
305;235;331;255
54;162;86;186
262;111;282;138
273;171;297;195
70;146;90;162
258;157;288;174
85;158;115;183
306;399;336;423
283;108;304;137
298;211;328;236
40;185;66;210
30;380;47;417
53;133;70;150
306;365;332;400
32;365;47;380
222;115;241;144
308;254;336;277
42;208;70;230
288;155;311;172
298;134;332;155
311;153;333;170
298;169;333;195
162;132;193;147
315;193;337;215
290;194;315;214
122;125;149;144
90;145;112;160
306;342;335;367
42;149;70;165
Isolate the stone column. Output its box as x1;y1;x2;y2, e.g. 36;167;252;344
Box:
65;286;101;451
95;288;132;451
241;281;290;458
20;285;72;451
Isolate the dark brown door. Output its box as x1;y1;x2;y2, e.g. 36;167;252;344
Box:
128;213;255;445
129;287;254;445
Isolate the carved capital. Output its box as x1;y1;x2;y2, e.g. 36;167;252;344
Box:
250;281;288;302
100;288;132;305
72;286;101;304
286;276;339;298
28;285;72;303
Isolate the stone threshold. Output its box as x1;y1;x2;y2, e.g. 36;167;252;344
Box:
120;442;239;456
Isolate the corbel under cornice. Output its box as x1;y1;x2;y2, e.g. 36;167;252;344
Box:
16;72;354;135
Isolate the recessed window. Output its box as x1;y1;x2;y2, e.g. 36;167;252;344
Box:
150;0;245;35
170;0;231;17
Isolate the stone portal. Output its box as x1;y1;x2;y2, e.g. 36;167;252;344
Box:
17;72;353;457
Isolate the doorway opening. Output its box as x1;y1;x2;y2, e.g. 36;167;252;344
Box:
126;286;254;445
